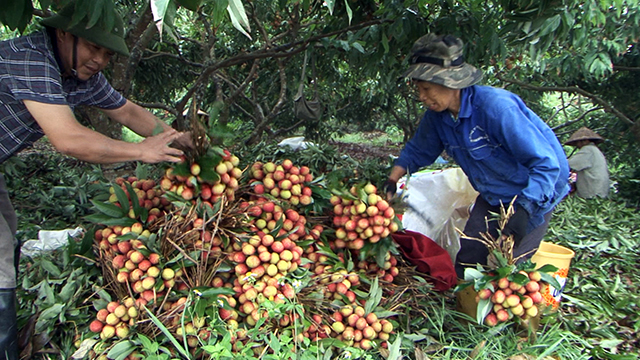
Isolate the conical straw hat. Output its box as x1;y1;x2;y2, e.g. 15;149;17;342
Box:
565;127;604;146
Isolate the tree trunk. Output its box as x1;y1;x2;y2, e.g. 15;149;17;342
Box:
86;5;155;139
76;106;122;139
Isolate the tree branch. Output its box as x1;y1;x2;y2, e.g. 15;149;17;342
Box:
134;101;179;117
142;50;204;68
551;106;603;132
497;75;635;126
613;65;640;72
176;18;392;113
274;119;306;136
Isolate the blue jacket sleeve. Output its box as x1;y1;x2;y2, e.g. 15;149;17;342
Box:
394;112;444;173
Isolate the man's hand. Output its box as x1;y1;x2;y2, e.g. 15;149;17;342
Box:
383;179;397;201
170;131;195;150
502;205;530;247
138;129;185;163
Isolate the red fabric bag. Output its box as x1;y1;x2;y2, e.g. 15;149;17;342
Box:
392;230;457;291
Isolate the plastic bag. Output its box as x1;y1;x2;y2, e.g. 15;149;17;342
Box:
21;227;85;257
399;168;478;262
277;136;315;151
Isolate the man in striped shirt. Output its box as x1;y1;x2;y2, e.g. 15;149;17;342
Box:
0;3;190;358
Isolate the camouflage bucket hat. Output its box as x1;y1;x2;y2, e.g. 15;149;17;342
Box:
41;2;130;56
403;34;482;89
565;127;604;146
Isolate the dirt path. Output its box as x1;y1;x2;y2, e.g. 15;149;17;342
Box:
329;140;402;162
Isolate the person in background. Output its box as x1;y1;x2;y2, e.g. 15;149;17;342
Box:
383;33;570;279
0;3;191;359
565;127;610;199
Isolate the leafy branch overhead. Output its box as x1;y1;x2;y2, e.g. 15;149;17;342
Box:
5;0;639;145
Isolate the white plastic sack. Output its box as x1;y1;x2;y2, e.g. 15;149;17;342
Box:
277;136;315;151
21;227;85;257
399;168;478;262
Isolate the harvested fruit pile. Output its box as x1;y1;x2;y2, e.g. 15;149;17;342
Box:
474;270;546;325
83;147;407;359
455;216;562;330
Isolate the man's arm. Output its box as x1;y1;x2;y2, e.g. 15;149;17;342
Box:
382;165;407;200
101;100;192;150
388;165;407;183
24;100;184;164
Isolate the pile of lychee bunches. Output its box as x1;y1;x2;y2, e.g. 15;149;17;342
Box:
242;161;401;289
107;177;173;223
160;149;243;204
248;159;314;206
330;183;399;249
321;306;395;350
88;156;401;352
88;297;139;341
477;270;545;326
224;203;309;325
93;224;181;341
215;160;399;349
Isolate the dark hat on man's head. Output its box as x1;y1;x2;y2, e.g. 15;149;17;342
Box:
565;127;605;146
41;1;129;56
403;34;482;89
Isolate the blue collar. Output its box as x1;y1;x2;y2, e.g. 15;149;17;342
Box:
458;86;474;120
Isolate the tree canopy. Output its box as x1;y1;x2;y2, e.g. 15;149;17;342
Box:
2;0;639;168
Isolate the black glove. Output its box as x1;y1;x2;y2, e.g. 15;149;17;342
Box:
382;179;397;199
502;205;530;247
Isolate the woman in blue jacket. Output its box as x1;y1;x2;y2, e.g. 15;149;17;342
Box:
384;34;570;278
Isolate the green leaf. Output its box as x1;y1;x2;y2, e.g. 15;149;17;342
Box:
59;281;77;302
598;339;624;349
536;264;558;273
493;250;510;267
84;214;136;227
226;0;252;40
267;332;281;353
509;272;529;285
538;14;561;37
124;182;142;218
79;229;95;255
0;0;33;32
325;0;335;14
37;303;65;327
85;0;104;29
38;281;55;306
464;268;485;281
364;277;382;314
476;298;492;325
106;340;135;360
142;306;191;359
454;281;473;292
197;155;222;184
150;0;171;41
138;207;149;223
388;332;403;359
136;334;156;353
352;42;365;54
171;161;190;177
381;30;389;54
540;272;563;291
117;233;139;241
90;199;126;218
40;259;62;278
112;183;131;213
343;0;352;24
